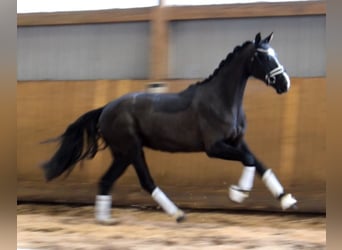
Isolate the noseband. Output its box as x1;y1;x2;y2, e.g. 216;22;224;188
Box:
252;47;285;85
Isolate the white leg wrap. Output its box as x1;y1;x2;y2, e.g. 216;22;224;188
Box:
95;195;118;225
238;166;256;191
280;193;297;210
229;185;249;203
229;166;255;203
152;187;185;222
262;169;284;198
95;195;112;221
152;187;179;215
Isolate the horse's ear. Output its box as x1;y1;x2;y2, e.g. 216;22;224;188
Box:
254;33;262;45
263;32;274;43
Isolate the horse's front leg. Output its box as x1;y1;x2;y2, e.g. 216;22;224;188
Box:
238;141;297;210
206;139;257;204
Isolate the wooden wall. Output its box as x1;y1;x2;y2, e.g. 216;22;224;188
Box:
17;78;326;213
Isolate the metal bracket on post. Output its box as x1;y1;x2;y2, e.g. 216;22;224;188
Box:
146;82;168;94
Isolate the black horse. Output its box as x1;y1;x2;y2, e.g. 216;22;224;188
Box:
42;33;297;224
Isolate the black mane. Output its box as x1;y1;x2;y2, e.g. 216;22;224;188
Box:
195;41;253;86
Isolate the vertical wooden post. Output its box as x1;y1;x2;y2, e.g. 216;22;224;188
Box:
149;1;169;80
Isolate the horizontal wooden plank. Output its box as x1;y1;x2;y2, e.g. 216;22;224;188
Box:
17;7;153;26
18;181;325;213
17;78;326;212
163;1;326;21
17;1;326;26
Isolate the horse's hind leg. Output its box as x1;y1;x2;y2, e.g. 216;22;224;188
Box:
233;141;297;210
132;147;185;222
95;154;130;225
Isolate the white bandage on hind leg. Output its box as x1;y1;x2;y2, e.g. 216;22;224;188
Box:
95;195;112;222
238;166;256;191
152;187;179;216
262;169;284;198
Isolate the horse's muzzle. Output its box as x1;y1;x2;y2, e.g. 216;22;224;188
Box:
275;72;291;94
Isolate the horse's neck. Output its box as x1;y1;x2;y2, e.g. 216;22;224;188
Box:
212;56;250;111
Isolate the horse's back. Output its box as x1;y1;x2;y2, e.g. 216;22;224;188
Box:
99;86;196;127
135;90;203;152
98;89;204;152
152;85;196;113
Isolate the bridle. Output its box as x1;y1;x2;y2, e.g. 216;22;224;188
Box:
251;47;286;86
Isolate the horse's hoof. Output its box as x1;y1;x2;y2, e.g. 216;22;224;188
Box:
229;185;249;203
96;218;119;225
291;204;298;210
280;193;297;210
174;210;186;223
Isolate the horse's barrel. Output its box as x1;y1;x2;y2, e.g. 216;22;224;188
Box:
146;82;168;93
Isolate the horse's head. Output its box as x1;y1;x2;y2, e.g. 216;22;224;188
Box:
249;33;290;94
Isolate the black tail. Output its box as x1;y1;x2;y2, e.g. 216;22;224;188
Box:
42;107;106;181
